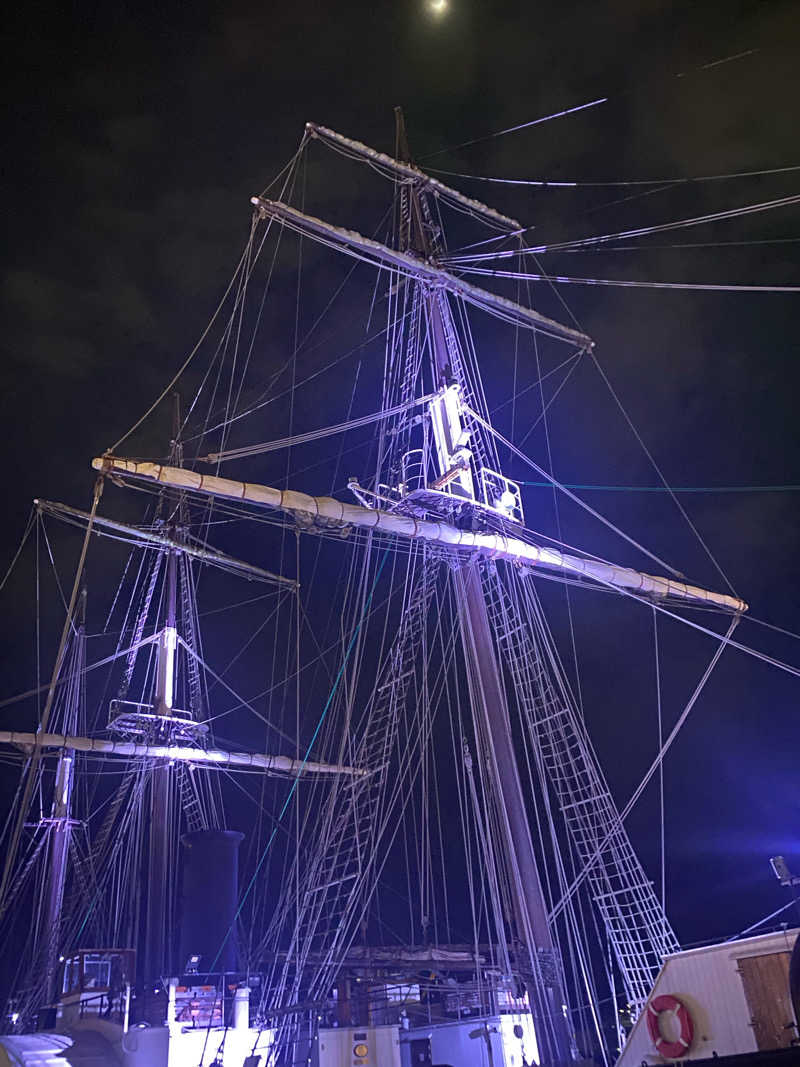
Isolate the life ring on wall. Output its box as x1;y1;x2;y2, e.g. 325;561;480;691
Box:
646;994;694;1059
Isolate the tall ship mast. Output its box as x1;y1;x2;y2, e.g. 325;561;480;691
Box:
0;113;795;1067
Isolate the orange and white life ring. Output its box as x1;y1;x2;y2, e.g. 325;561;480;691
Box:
646;994;694;1059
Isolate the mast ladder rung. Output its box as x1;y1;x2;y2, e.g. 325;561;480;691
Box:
305;874;357;896
377;672;414;692
559;791;613;813
592;882;655;903
527;706;571;729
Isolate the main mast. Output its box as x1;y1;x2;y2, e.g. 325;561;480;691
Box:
144;548;177;981
394;108;572;1064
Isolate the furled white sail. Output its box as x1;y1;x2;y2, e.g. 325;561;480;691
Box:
250;197;593;347
0;730;363;777
92;457;748;613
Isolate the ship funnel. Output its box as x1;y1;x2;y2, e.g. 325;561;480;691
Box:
179;829;244;975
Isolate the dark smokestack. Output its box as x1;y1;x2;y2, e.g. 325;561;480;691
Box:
179;829;244;974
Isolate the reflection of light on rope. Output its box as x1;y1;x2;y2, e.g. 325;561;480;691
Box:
428;0;449;15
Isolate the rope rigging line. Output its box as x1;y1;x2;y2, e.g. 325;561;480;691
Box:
724;899;798;942
38;515;74;624
522;274;588;721
109;136;310;458
203;390;439;463
419;98;609;160
0;477;104;920
549;613;738;925
183;301;416;444
0;507;36;594
106;222;258;455
462;402;686;579
520;481;800;493
0;631;162;713
517;352;584;450
420;47;758;163
587;347;739;598
506;231;741;601
183;178;300;460
444;193;800;263
174;634;297;749
452;265;800;293
548;236;800;252
205;548;392;975
491;349;583;413
428;161;800;188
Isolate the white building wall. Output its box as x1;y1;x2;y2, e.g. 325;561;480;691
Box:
616;928;798;1067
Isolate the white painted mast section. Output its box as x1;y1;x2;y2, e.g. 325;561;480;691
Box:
91;457;748;613
428;384;475;500
305;122;522;231
0;732;365;777
250;197;594;349
156;625;177;710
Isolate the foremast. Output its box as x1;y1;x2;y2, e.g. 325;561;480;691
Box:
39;591;86;1005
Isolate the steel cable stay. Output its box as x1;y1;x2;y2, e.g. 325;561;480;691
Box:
266;548;434;1017
482;560;676;1009
428;161;800;188
455;249;744;606
186;230;413;448
548;613;739;928
107;134;311;457
516;271;609;1053
462;402;687;579
187;180;296;554
504;235;747;612
451;264;800;293
444;192;800;263
203;390;441;465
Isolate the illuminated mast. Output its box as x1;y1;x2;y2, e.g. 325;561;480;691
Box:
392;106;572;1064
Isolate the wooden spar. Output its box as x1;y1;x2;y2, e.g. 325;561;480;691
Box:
305;122;522;231
250;197;594;349
92;457;749;614
0;731;366;777
35;499;296;589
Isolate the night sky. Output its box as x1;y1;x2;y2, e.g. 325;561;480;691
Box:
3;0;800;961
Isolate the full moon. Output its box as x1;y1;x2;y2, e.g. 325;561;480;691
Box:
428;0;449;15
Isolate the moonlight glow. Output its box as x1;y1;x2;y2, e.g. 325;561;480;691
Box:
428;0;449;16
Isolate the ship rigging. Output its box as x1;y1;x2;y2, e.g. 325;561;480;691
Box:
0;110;797;1067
